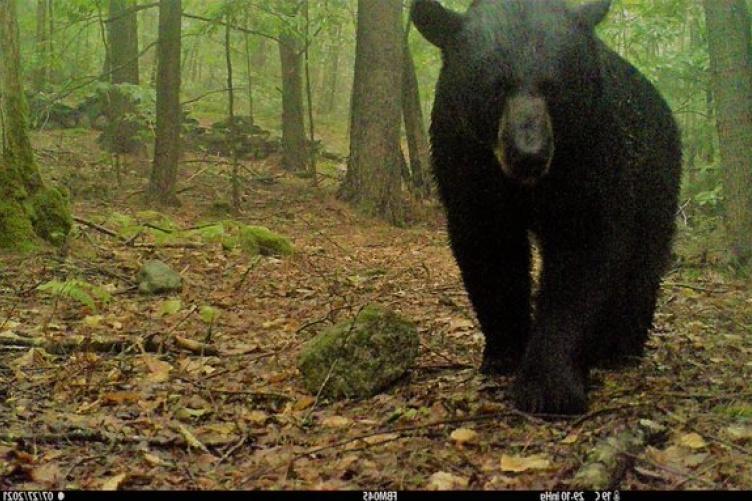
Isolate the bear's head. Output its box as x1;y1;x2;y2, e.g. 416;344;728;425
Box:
413;0;611;186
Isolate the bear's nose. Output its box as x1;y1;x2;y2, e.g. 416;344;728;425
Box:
497;93;554;182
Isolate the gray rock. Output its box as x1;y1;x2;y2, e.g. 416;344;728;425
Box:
138;260;182;295
298;305;420;400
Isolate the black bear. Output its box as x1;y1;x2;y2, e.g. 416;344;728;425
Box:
412;0;682;415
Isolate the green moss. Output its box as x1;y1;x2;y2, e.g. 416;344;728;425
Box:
297;305;420;399
27;186;72;246
239;225;294;256
0;199;38;252
135;210;179;230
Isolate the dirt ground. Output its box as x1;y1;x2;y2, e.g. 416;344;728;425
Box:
1;129;751;490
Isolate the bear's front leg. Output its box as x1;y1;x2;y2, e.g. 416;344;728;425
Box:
513;239;623;415
446;208;532;376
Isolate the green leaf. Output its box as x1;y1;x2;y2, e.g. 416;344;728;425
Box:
199;306;219;324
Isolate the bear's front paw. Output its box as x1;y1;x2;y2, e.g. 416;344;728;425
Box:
512;364;587;415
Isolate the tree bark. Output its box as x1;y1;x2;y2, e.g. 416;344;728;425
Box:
323;23;341;114
402;26;431;198
106;0;141;157
33;0;49;92
278;31;307;173
148;0;181;205
703;0;752;267
0;0;70;251
226;13;240;211
339;0;405;224
243;8;254;124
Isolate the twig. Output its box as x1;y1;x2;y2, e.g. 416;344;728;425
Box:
567;403;649;431
215;434;249;466
663;281;729;294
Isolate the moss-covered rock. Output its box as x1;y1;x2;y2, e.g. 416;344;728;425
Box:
137;260;183;295
297;306;420;400
27;186;72;246
239;225;294;256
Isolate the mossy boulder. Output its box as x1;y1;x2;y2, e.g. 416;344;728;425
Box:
238;225;293;256
138;260;183;295
298;306;420;400
27;186;72;246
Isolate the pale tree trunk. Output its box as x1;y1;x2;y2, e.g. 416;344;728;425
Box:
243;8;254;124
339;0;405;225
703;0;752;267
402;27;431;198
323;23;341;114
148;0;181;205
225;13;240;211
0;0;71;251
34;0;49;92
278;31;307;173
303;0;317;185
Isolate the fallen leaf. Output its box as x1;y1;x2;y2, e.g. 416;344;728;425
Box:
678;432;706;449
100;473;127;491
83;315;104;328
141;354;172;383
427;471;469;490
158;299;182;317
172;423;209;453
245;410;269;426
450;427;478;445
143;453;168;467
500;453;551;472
102;392;140;405
561;433;579;444
322;416;351;428
30;463;62;487
294;396;316;411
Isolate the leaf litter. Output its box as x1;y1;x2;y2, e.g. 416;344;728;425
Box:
0;130;751;490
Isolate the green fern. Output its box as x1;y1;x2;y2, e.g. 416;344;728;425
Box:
37;279;112;312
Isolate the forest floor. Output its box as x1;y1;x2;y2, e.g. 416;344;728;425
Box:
1;129;751;491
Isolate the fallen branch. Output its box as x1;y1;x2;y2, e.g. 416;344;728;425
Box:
0;331;218;357
175;334;219;356
571;419;668;490
73;216;126;242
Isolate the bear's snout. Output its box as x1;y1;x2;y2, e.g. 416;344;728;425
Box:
495;93;555;186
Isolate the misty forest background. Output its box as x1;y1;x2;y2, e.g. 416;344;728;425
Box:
1;0;752;492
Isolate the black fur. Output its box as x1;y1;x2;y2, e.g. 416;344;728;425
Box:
414;0;682;414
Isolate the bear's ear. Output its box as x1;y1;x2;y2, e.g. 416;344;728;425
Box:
411;0;465;49
573;0;612;29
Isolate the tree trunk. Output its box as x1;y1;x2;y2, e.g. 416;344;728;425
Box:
402;27;431;198
107;0;141;157
148;0;181;205
339;0;405;225
108;0;140;85
278;31;307;173
303;0;317;184
323;23;341;114
0;0;71;251
33;0;49;92
226;13;240;211
703;0;752;267
243;8;254;124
